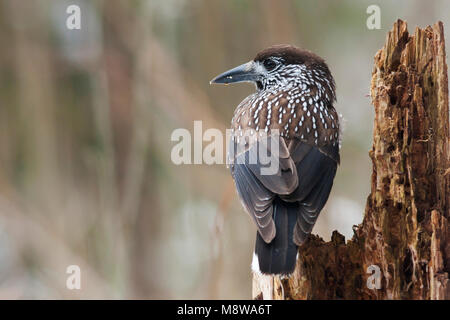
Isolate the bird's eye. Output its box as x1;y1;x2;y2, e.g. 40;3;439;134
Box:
263;59;277;71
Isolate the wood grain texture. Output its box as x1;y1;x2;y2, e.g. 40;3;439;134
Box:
252;19;450;300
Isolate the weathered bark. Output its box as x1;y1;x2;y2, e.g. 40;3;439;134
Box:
253;19;450;300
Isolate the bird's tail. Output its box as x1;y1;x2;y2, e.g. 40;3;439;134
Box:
253;199;298;275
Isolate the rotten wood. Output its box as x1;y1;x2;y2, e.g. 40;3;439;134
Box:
252;19;450;300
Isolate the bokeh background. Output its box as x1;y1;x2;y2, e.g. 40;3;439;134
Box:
0;0;448;299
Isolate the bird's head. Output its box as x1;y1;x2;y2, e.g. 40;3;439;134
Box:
211;44;335;101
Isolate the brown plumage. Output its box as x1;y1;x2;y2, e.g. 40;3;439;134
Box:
211;45;340;275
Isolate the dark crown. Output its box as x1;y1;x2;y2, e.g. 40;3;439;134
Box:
253;45;336;102
254;45;325;66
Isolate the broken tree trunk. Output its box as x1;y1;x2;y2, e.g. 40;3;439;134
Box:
253;19;450;300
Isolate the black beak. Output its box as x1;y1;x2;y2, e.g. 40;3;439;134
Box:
210;61;260;85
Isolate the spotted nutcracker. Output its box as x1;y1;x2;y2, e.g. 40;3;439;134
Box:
211;45;340;275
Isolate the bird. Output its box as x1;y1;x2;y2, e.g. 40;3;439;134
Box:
210;45;340;275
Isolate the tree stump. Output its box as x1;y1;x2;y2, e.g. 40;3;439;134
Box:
252;19;450;300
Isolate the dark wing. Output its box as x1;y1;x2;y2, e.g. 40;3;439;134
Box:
229;88;340;245
282;140;338;244
230;134;298;243
230;134;338;245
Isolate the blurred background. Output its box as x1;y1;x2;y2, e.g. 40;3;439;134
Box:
0;0;448;299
